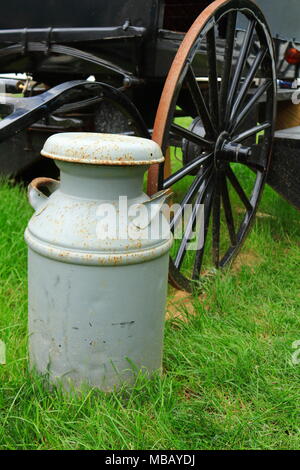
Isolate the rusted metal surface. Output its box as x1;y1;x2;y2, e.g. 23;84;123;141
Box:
25;133;172;391
42;132;164;166
28;176;60;211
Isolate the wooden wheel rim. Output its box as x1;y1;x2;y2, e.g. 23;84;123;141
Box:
149;0;276;291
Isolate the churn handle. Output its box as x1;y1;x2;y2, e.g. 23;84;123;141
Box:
131;189;172;230
28;177;60;211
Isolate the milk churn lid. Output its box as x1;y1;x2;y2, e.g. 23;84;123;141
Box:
41;132;164;165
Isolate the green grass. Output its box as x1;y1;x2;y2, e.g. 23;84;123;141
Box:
0;176;300;450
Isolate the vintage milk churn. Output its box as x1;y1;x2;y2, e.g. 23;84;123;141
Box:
25;133;172;391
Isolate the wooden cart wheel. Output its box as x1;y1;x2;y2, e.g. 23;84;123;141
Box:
148;0;276;292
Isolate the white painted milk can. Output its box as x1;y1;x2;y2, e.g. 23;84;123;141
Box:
25;133;172;391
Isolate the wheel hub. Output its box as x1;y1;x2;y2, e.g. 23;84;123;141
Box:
214;131;230;168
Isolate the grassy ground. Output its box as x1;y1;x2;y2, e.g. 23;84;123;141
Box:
0;175;299;450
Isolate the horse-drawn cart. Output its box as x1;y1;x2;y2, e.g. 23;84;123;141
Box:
0;0;299;291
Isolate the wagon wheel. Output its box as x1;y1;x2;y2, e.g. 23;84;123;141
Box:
148;0;276;292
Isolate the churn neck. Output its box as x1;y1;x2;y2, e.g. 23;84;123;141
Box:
57;162;146;200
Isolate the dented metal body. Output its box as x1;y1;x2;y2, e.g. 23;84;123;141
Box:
25;133;172;391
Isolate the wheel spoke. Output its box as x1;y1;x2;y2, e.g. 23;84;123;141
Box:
212;172;221;267
229;47;268;123
174;185;206;269
221;173;237;245
232;121;271;143
206;25;219;130
175;169;214;269
225;165;253;212
163;152;212;189
192;174;215;279
186;65;216;138
219;11;237;123
170;164;213;230
170;123;213;148
230;80;272;133
226;19;256;123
